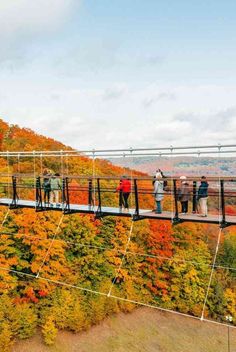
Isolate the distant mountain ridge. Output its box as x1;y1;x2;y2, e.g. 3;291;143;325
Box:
109;156;236;176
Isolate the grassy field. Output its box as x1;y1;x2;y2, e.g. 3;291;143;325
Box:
12;308;236;352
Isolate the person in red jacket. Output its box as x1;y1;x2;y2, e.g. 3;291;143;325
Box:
116;175;131;211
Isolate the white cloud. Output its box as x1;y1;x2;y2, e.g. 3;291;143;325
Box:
0;0;78;64
0;0;76;38
1;82;236;150
143;92;176;108
102;84;128;101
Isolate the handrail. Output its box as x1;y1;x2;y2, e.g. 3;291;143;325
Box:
1;150;236;158
1;175;236;227
0;143;236;156
1;173;236;182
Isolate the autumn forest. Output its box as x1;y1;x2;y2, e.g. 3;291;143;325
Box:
0;119;235;350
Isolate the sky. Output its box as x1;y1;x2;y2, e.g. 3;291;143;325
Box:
0;0;236;150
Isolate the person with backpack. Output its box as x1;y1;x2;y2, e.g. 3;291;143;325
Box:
42;169;51;206
116;175;131;211
178;176;191;214
153;172;164;214
197;176;209;217
50;173;62;207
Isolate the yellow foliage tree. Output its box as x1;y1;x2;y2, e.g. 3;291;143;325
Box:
0;322;14;352
14;303;37;339
42;315;58;346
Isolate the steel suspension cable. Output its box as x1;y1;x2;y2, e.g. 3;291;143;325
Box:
170;146;174;222
40;153;43;175
17;153;21;199
33;151;37;210
60;150;64;212
200;227;223;320
92;152;96;212
0;263;235;330
0;151;12;228
129;149;134;209
200;146;223;321
7;151;10;206
60;150;64;177
66;154;69;175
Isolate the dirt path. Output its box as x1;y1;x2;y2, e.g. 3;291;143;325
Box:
12;308;236;352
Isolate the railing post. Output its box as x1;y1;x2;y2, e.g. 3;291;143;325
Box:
133;178;140;220
97;178;101;212
95;178;103;218
173;179;180;224
119;190;123;211
88;178;93;208
118;179;123;211
62;177;70;213
220;179;227;228
36;176;43;211
192;181;197;213
11;175;19;208
66;177;70;212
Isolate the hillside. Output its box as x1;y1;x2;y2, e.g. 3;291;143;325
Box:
13;308;236;352
0;119;69;151
0;119;235;351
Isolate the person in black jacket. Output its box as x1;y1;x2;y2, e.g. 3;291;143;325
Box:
197;176;209;217
42;169;51;206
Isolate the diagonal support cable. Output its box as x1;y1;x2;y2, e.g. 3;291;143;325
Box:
201;146;224;320
107;220;134;297
200;227;222;320
92;152;96;212
0;208;10;229
36;214;64;278
0;263;235;330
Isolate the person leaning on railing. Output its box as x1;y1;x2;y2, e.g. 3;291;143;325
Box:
178;176;191;214
116;175;131;212
197;176;209;217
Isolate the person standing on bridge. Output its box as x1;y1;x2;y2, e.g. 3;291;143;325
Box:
197;176;209;217
116;175;131;212
178;176;191;214
154;172;164;214
155;169;168;191
50;173;62;207
42;169;51;206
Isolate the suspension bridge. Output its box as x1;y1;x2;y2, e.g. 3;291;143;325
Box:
0;174;235;228
0;143;236;227
0;143;235;332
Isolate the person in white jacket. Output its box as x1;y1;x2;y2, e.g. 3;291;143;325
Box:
154;172;164;214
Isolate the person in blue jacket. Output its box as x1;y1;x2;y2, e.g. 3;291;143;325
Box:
197;176;209;217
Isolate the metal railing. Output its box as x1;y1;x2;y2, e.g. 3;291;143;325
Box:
0;174;236;228
0;143;236;158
